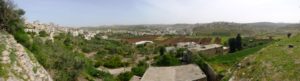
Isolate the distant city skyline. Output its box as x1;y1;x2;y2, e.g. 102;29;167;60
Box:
14;0;300;27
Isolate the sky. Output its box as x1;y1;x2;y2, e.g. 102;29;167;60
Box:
14;0;300;27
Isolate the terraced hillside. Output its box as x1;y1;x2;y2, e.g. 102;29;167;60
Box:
0;32;52;81
230;35;300;81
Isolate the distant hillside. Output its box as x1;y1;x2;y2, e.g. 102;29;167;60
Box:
246;22;290;28
80;22;299;36
229;35;300;81
193;22;299;36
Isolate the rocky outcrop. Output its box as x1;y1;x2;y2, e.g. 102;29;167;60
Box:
0;32;53;81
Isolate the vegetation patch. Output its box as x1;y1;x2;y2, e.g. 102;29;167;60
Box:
206;43;270;74
24;49;38;64
11;68;27;81
131;61;149;77
0;43;8;78
117;72;133;81
103;55;129;68
229;35;300;80
32;66;38;73
9;50;17;64
154;54;181;66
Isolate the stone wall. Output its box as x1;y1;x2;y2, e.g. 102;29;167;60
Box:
0;32;53;81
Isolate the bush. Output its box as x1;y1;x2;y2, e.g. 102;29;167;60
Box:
86;66;102;77
94;61;102;68
64;37;72;46
81;47;93;53
117;72;133;81
131;61;149;76
85;67;118;81
13;29;31;48
39;30;48;37
103;56;127;68
95;49;108;58
155;54;180;66
97;71;116;81
192;54;206;67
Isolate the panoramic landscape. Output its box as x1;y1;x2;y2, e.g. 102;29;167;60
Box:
1;0;300;81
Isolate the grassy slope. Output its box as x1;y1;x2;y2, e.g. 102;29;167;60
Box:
232;35;300;80
206;43;270;74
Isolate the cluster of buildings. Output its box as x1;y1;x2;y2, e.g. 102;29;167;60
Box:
24;21;197;41
126;41;225;81
24;21;103;40
129;37;228;56
95;29;190;36
24;21;195;41
94;24;194;36
169;42;228;56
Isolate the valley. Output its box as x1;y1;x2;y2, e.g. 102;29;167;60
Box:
1;0;300;81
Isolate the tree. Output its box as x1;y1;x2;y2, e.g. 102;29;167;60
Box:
236;34;242;50
214;37;222;44
0;0;25;32
287;33;292;38
63;37;72;46
103;56;127;68
118;72;133;81
182;50;193;64
159;46;166;56
155;54;180;66
228;38;237;53
131;61;148;77
175;48;186;58
39;30;48;37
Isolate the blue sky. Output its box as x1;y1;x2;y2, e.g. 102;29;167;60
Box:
14;0;300;27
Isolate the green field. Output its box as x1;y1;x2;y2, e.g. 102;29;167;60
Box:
206;43;270;74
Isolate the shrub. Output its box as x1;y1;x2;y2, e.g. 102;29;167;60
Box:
94;61;102;68
13;29;31;48
95;70;116;81
81;47;93;53
117;72;133;81
155;54;180;66
63;37;72;46
39;30;48;37
86;66;102;77
131;61;149;76
103;56;127;68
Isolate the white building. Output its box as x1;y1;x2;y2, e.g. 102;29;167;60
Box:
101;35;108;39
134;41;154;45
167;42;228;56
177;42;198;48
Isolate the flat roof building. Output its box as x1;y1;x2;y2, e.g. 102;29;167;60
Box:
140;64;207;81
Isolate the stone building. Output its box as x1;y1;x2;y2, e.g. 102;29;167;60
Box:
140;64;207;81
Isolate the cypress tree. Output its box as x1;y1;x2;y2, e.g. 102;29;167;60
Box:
228;38;237;53
236;33;242;50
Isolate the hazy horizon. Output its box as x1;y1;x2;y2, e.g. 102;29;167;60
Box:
14;0;300;27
